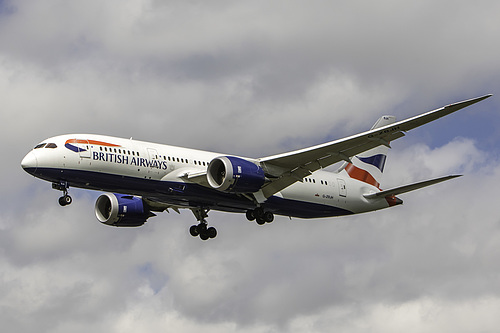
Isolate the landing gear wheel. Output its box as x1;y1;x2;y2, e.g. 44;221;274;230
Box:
54;182;72;206
246;210;256;221
252;207;271;225
191;223;217;240
58;195;72;206
189;208;217;240
256;216;266;225
200;231;210;241
264;211;274;223
189;225;199;237
198;225;217;240
207;227;217;239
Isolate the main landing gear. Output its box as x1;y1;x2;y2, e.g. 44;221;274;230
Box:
189;208;217;240
52;181;72;206
246;208;274;225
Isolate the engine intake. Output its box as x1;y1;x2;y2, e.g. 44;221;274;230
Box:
95;193;155;227
207;156;265;193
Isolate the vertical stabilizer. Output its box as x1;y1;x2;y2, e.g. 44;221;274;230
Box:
341;115;397;188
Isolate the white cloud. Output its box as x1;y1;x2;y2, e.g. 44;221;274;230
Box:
2;0;500;331
286;297;500;333
383;137;487;186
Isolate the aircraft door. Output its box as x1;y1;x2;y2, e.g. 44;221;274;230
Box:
337;178;347;197
147;148;159;162
147;148;161;177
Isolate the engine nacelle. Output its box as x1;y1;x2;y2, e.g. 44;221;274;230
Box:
95;193;155;227
207;156;265;193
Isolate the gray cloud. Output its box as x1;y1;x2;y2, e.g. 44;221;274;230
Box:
2;0;500;332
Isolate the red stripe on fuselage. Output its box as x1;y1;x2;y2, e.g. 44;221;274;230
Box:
65;139;121;147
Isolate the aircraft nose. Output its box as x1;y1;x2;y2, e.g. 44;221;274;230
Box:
21;151;38;173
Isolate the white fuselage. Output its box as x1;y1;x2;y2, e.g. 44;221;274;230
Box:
22;134;391;219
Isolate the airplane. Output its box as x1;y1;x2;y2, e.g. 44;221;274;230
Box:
21;95;491;240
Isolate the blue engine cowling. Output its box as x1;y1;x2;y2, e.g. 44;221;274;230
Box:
95;193;155;227
207;156;265;193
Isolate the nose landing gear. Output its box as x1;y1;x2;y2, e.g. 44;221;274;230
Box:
58;194;72;206
52;181;72;206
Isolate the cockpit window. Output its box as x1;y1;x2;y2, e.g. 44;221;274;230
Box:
34;143;46;149
45;143;57;149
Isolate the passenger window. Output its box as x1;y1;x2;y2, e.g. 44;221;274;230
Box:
45;143;57;148
34;143;46;149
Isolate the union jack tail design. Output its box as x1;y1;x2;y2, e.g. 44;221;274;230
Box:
341;115;396;189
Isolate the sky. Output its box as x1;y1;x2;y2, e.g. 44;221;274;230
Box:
2;0;500;332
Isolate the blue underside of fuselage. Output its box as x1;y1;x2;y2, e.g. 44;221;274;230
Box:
24;167;354;219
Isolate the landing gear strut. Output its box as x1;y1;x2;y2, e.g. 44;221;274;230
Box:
189;208;217;240
52;181;72;206
246;208;274;225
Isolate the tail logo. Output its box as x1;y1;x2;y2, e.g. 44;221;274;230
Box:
344;153;387;189
358;154;386;172
345;163;380;188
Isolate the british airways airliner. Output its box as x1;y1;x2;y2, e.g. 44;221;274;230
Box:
21;95;491;240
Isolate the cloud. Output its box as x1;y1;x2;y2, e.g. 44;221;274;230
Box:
384;137;487;185
2;0;500;332
5;142;500;331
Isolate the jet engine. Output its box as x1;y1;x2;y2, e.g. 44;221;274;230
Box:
95;193;155;227
207;156;265;193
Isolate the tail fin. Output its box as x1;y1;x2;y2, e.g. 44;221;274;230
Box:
341;115;397;188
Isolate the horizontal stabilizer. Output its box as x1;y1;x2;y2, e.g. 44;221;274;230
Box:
363;175;462;199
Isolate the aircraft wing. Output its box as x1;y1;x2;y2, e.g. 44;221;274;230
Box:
257;95;491;199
